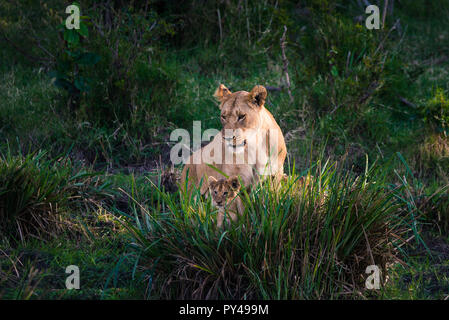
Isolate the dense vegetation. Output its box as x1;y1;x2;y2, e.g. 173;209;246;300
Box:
0;0;448;299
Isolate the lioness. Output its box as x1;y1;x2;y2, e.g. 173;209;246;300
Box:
208;176;244;228
181;84;287;194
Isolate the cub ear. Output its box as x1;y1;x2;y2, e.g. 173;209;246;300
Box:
248;85;267;108
229;176;241;190
214;84;232;102
208;176;217;187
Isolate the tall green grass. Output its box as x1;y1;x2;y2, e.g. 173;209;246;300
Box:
0;151;113;243
119;158;414;299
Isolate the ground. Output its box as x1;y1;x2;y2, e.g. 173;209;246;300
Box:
0;1;448;299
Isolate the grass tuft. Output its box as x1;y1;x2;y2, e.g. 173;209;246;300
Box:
120;158;414;299
0;151;113;243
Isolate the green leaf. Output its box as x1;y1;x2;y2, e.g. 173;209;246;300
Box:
74;76;90;92
63;29;79;45
396;152;413;178
76;52;100;65
331;65;339;77
66;49;81;59
77;21;89;38
54;78;75;93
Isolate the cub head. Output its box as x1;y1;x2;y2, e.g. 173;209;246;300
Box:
208;176;241;208
214;84;267;153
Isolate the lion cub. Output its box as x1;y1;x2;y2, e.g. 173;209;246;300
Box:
208;176;244;228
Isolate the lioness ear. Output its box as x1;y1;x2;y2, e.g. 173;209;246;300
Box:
248;85;267;108
214;84;232;102
229;176;241;190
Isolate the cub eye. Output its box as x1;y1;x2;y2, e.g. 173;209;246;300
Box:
238;114;246;121
214;190;218;194
221;115;226;120
223;191;228;196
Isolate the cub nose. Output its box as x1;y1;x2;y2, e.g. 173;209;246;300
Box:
216;200;223;206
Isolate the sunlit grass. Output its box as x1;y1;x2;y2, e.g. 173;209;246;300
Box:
117;157;421;299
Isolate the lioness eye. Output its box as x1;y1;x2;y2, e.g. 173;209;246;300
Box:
238;114;246;121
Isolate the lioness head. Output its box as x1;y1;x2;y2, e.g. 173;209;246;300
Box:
208;176;241;208
214;84;267;153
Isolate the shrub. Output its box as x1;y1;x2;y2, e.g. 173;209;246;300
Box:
421;88;449;135
297;11;390;115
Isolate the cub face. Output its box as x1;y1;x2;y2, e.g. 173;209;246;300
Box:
208;176;241;209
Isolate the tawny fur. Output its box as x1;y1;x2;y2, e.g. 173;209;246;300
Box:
181;84;287;195
208;176;244;228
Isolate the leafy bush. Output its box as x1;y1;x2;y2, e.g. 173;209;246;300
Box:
421;88;449;135
52;4;100;112
50;2;176;126
297;11;391;115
